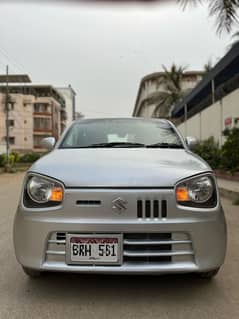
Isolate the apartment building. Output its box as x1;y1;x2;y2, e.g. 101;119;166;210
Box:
0;83;66;153
56;85;76;129
133;71;204;118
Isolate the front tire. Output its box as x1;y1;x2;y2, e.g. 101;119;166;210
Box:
199;268;220;279
22;266;41;278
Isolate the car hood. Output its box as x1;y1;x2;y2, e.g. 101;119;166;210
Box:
30;148;210;187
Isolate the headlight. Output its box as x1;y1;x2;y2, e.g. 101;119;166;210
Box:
176;175;217;208
24;174;64;207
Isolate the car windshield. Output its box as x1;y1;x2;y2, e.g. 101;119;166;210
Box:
59;119;183;148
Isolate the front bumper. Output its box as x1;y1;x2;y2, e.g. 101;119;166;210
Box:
13;187;227;274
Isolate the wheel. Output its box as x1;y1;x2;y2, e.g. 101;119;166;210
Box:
22;266;41;278
198;268;220;279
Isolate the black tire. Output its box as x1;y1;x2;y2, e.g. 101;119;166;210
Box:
22;266;41;278
198;268;220;279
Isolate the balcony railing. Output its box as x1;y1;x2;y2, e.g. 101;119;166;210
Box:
33;112;52;116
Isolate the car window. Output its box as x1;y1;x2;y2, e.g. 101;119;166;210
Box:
59;119;183;148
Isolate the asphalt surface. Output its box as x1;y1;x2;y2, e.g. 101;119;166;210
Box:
0;172;239;319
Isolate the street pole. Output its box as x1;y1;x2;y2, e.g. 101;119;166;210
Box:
184;103;187;136
5;65;9;165
211;79;215;104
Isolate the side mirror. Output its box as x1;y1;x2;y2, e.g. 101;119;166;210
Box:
41;137;56;150
185;136;198;150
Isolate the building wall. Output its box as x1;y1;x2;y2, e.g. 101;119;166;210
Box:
0;92;63;153
0;93;34;152
33;97;62;149
177;88;239;146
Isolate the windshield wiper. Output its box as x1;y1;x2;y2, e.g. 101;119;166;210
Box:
79;142;146;148
146;142;183;149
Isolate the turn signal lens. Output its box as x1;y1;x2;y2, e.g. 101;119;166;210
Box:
176;186;190;202
50;187;63;202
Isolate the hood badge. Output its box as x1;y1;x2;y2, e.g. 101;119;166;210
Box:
112;197;128;212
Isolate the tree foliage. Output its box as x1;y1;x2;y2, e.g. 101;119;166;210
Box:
193;136;221;169
221;128;239;172
193;129;239;172
153;64;186;117
178;0;239;35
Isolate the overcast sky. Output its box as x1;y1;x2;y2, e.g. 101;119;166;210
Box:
0;1;233;117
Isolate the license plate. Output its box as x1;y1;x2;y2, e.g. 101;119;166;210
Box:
66;234;122;265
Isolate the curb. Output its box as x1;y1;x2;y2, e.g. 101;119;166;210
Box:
219;187;239;201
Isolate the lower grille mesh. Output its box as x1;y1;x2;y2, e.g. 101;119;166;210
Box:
46;232;194;265
124;233;173;263
123;233;193;264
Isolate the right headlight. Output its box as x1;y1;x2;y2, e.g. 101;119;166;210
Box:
175;174;217;208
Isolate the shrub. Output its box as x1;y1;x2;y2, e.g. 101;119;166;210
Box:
0;154;7;167
193;136;221;169
19;152;41;163
10;151;21;163
0;152;21;167
221;128;239;173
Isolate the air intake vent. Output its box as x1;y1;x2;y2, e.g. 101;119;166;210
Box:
161;200;167;218
76;200;101;206
56;232;66;241
137;200;167;219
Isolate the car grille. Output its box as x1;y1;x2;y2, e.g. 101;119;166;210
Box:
137;199;167;219
123;233;193;263
45;232;194;265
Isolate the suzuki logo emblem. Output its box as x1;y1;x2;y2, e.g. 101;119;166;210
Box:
112;197;127;212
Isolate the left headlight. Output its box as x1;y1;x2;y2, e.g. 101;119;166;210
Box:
175;174;217;208
24;174;64;208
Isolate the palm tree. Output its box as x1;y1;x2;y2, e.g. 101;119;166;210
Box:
178;0;239;35
152;64;186;118
204;59;213;73
230;31;239;47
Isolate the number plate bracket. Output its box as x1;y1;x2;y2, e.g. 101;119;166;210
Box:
66;234;123;265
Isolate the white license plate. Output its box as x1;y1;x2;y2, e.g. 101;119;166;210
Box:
67;234;122;265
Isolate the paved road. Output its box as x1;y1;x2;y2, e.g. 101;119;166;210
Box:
0;173;238;319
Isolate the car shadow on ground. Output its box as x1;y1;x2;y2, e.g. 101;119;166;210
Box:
22;271;222;305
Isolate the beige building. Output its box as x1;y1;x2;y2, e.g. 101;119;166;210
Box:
172;42;239;147
56;85;76;129
0;84;66;153
133;71;204;118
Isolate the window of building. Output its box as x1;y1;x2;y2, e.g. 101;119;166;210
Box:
34;118;51;131
4;136;15;145
7;119;14;127
33;135;50;147
34;103;50;113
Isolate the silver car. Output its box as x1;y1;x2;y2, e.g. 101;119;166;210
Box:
14;118;227;278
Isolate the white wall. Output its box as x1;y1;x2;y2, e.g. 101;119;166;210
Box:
177;88;239;146
56;87;75;127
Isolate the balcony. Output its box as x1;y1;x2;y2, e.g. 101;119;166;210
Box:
33;128;52;134
60;109;67;122
33;112;52;117
34;117;52;134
